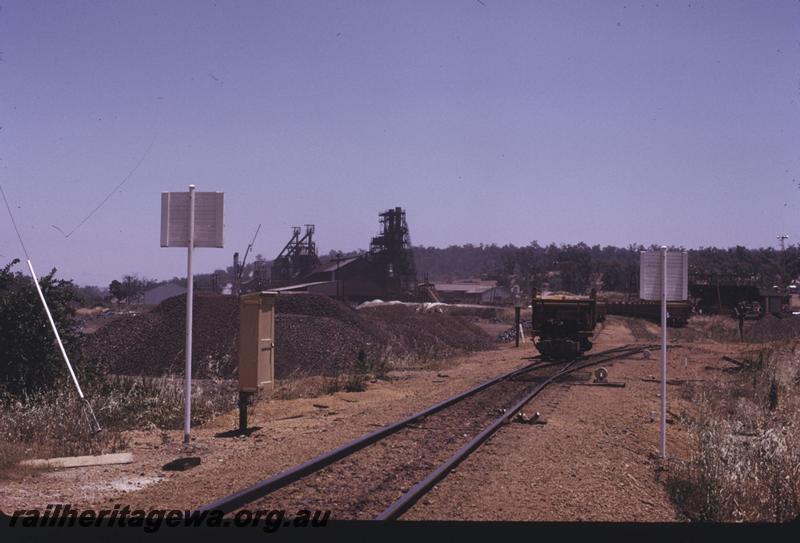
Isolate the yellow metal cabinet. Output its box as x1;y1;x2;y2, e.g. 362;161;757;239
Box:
238;291;276;393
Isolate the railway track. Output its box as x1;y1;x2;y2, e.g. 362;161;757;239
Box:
198;343;655;519
621;317;659;342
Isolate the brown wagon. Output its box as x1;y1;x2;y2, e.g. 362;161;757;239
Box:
531;289;602;359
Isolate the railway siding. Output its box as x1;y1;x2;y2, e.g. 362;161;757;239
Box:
5;319;709;521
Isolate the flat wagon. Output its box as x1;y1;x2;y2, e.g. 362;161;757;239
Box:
605;300;691;327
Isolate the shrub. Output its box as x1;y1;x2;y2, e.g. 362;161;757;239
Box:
0;259;100;397
0;376;236;477
667;346;800;521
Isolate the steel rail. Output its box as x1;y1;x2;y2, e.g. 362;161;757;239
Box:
532;343;655;367
374;344;652;520
198;355;548;513
198;344;651;514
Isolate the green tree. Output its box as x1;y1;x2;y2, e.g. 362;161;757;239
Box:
121;274;143;303
75;285;105;307
108;279;124;302
0;259;88;397
108;274;154;304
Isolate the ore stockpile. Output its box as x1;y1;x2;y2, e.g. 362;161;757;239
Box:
81;294;495;379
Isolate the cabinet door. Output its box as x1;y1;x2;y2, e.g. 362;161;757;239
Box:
257;296;275;390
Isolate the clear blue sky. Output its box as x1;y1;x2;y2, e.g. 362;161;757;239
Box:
2;0;799;286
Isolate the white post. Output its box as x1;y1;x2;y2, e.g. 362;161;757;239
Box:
660;245;668;459
184;184;196;445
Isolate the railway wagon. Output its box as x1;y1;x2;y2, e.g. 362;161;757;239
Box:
531;290;602;359
605;300;691;327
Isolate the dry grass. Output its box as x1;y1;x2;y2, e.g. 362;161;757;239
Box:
671;315;800;345
669;316;739;343
271;375;336;400
0;391;128;478
666;343;800;521
0;375;237;478
265;334;477;401
272;348;395;399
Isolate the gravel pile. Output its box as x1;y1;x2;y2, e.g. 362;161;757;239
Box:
359;304;496;360
81;294;239;378
82;293;493;379
496;321;533;342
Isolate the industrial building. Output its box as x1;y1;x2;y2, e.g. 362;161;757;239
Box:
142;282;187;305
433;280;510;305
242;207;418;302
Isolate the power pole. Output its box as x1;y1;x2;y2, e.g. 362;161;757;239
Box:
777;234;790;287
778;234;789;251
233;252;240;296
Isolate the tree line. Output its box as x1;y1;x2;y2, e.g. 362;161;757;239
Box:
413;243;800;295
25;243;800;307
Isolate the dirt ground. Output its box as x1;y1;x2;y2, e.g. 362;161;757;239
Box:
0;316;741;520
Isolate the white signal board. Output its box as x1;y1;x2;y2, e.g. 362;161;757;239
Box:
160;192;224;248
639;251;688;301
